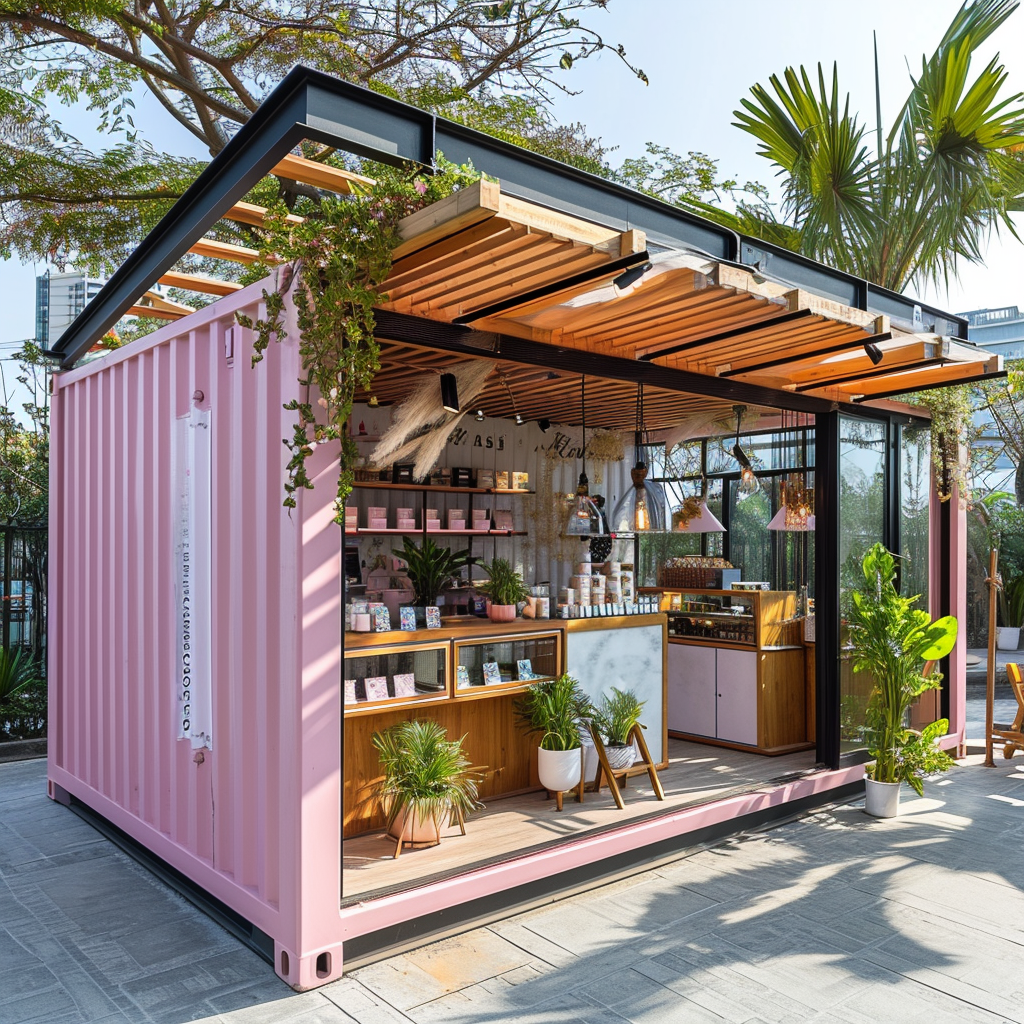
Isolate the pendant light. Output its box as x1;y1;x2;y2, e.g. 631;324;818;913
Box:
768;411;814;531
565;375;606;536
732;405;759;500
672;485;726;533
611;383;666;533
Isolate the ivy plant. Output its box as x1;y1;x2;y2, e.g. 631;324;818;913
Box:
236;157;481;522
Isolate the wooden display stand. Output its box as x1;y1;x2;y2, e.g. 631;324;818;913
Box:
587;723;665;809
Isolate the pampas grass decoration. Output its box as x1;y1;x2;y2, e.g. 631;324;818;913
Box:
371;359;495;478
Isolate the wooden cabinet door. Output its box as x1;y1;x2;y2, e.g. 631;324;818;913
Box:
715;648;758;746
667;643;717;737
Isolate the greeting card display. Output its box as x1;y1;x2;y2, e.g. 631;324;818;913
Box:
425;606;441;629
372;606;391;632
399;607;417;631
344;678;358;705
363;676;389;701
392;673;416;698
517;659;534;680
456;665;471;688
482;661;501;686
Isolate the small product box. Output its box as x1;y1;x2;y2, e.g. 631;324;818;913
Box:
367;506;388;530
396;506;414;519
477;469;495;489
495;471;510;490
396;517;416;531
493;509;514;531
471;515;490;531
368;517;388;530
392;463;415;483
447;513;466;531
425;508;441;531
452;467;474;487
512;471;529;491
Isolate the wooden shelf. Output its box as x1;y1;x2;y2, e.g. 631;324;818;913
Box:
351;480;533;495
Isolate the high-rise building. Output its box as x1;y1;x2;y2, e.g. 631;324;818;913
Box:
35;270;105;349
959;306;1024;358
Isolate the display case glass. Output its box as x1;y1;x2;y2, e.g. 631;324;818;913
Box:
343;641;449;714
661;590;757;645
453;630;561;694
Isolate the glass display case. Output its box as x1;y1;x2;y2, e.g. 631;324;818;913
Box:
452;630;561;696
343;640;449;715
661;590;757;645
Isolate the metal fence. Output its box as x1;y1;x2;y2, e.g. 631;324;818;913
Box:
0;525;47;673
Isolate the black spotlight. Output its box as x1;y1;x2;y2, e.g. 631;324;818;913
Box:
864;342;883;366
538;418;551;432
612;261;653;292
440;372;459;412
474;409;485;422
515;412;525;426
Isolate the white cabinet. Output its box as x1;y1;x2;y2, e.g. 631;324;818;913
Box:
715;648;758;746
668;643;716;737
668;644;759;747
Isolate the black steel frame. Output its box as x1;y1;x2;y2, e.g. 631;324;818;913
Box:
48;65;967;369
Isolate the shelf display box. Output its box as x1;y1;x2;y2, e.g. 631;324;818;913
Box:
452;468;474;487
512;472;529;491
477;469;495;489
495;471;509;489
447;510;467;530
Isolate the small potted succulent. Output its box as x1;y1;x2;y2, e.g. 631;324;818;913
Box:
847;543;958;818
514;673;592;794
591;687;646;771
473;557;530;622
370;719;483;849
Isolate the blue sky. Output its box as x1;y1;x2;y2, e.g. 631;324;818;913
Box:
3;0;1023;364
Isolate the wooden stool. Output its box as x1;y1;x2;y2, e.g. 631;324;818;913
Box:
587;722;665;810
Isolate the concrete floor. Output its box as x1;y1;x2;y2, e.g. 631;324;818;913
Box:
3;750;1024;1023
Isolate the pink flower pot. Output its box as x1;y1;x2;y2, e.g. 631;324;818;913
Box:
487;603;516;622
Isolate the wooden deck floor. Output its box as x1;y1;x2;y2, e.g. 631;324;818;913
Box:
342;738;819;902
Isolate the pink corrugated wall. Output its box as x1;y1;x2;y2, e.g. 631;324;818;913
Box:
48;280;344;987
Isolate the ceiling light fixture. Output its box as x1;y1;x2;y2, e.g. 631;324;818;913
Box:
565;374;606;537
440;372;459;413
612;260;653;294
864;342;883;366
538;418;551;432
474;409;485;422
611;382;666;532
732;405;759;500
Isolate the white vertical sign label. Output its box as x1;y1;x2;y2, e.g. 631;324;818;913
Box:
174;408;213;749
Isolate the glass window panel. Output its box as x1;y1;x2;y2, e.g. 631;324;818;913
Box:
455;633;559;689
344;645;447;708
900;424;930;605
727;478;772;583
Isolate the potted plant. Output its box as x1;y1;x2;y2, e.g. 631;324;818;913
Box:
514;674;592;793
848;543;958;818
393;537;469;621
473;558;530;622
997;574;1024;650
370;719;482;849
592;687;646;771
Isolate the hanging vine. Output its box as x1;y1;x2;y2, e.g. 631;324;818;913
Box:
235;157;482;522
909;384;977;505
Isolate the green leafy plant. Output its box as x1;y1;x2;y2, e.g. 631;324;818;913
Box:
514;673;592;751
393;537;469;606
0;648;40;702
370;719;482;833
592;687;646;747
473;558;530;607
999;574;1024;629
848;543;958;794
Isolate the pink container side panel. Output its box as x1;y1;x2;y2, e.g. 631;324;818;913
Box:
47;285;331;958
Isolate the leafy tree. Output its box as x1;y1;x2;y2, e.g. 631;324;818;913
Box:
0;0;647;271
0;341;49;523
722;0;1024;294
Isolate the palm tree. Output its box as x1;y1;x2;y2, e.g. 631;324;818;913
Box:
727;0;1024;294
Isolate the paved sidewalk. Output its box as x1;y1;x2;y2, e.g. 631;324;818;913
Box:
3;756;1024;1024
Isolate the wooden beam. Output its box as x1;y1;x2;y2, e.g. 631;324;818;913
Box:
188;237;261;264
223;201;304;228
158;271;244;296
271;153;374;193
394;179;503;259
139;289;195;316
126;304;187;321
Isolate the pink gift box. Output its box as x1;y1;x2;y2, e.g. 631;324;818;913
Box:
368;517;388;530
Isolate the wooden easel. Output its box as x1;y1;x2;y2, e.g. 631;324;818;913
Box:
587;722;665;810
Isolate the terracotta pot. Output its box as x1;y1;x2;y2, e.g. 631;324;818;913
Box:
864;773;901;818
488;603;516;622
537;746;582;793
387;804;442;845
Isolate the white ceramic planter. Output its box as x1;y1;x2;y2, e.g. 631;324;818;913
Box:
604;742;639;772
387;805;442;846
537;746;582;793
864;776;901;818
580;730;599;782
997;626;1020;651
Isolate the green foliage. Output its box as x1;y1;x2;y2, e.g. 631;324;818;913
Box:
0;342;49;523
473;557;530;607
848;543;958;792
513;673;592;751
0;1;646;266
237;159;480;516
0;677;46;741
370;719;482;833
998;573;1024;628
908;384;979;504
731;0;1024;294
393;536;469;606
0;646;40;701
591;686;645;746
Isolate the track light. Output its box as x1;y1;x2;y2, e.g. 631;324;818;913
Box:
538;418;550;432
864;342;883;366
515;412;525;426
612;261;653;293
474;409;485;422
440;372;459;413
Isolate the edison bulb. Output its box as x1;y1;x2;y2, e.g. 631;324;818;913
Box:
635;494;650;531
738;466;759;499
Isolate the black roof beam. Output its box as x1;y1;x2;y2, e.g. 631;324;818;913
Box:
639;308;815;362
718;331;893;378
851;369;1006;402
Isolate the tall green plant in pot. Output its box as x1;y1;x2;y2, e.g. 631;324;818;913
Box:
474;558;530;622
514;674;592;796
592;687;647;771
370;719;482;853
848;543;958;817
393;538;469;618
